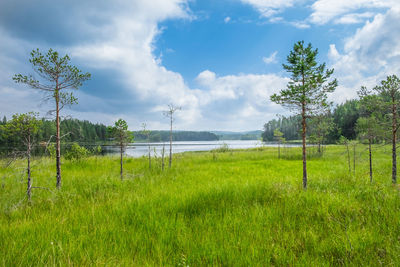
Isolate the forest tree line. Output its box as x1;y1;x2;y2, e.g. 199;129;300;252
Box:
0;116;220;154
0;117;108;154
262;99;360;144
134;130;218;142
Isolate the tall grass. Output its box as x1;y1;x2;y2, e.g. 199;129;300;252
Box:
0;145;399;265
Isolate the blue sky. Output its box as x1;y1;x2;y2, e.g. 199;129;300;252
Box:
0;0;399;131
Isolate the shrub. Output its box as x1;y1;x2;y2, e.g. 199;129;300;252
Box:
212;143;230;153
92;145;102;155
47;143;56;158
65;143;89;160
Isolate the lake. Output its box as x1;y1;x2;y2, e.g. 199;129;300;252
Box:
102;140;301;157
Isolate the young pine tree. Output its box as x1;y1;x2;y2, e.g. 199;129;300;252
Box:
2;113;41;200
271;41;337;189
109;119;132;180
374;75;400;184
356;86;385;182
273;128;285;159
13;49;90;189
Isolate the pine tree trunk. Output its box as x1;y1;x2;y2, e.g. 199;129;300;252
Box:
369;138;373;183
55;89;61;189
278;140;280;159
353;144;356;176
346;143;351;173
169;117;172;168
148;145;151;169
120;143;123;180
301;102;307;189
392;99;397;184
27;140;32;201
161;143;165;171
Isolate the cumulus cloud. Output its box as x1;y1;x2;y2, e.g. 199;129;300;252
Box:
193;70;289;129
328;7;400;102
0;0;291;131
243;0;398;28
0;0;203;129
262;51;278;64
310;0;399;25
333;12;375;24
240;0;299;18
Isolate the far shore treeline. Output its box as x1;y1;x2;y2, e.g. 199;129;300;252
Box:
263;99;360;144
0;116;231;155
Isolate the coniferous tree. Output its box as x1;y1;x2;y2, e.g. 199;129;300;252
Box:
273;128;285;159
109;119;132;180
356;86;385;182
13;49;90;189
271;41;337;189
2;113;41;200
374;75;400;184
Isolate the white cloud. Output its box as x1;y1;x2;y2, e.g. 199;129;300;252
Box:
0;0;291;131
289;21;310;29
243;0;398;28
262;51;278;64
310;0;399;25
240;0;311;28
240;0;299;18
0;0;204;130
334;12;375;24
224;16;231;23
328;7;400;102
193;70;289;129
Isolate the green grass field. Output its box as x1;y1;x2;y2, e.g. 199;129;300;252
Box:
1;145;400;266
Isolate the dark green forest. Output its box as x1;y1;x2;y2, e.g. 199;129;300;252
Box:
133;130;218;142
0;118;108;154
0;117;220;154
262;99;362;144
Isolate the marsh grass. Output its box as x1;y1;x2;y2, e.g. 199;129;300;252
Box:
1;145;400;266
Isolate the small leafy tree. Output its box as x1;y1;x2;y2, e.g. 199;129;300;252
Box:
13;48;91;189
270;41;337;189
47;143;56;158
109;119;132;180
163;104;181;168
273;128;285;159
2;112;41;200
92;145;102;155
373;75;400;184
65;143;89;161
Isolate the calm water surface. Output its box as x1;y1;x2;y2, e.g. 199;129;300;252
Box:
103;140;300;157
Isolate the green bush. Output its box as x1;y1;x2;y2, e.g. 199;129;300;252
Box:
47;143;56;158
65;143;89;160
212;143;230;153
92;145;102;155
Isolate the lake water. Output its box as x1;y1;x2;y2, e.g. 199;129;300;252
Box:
102;140;301;157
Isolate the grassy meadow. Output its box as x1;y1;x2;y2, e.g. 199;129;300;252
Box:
1;145;400;266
